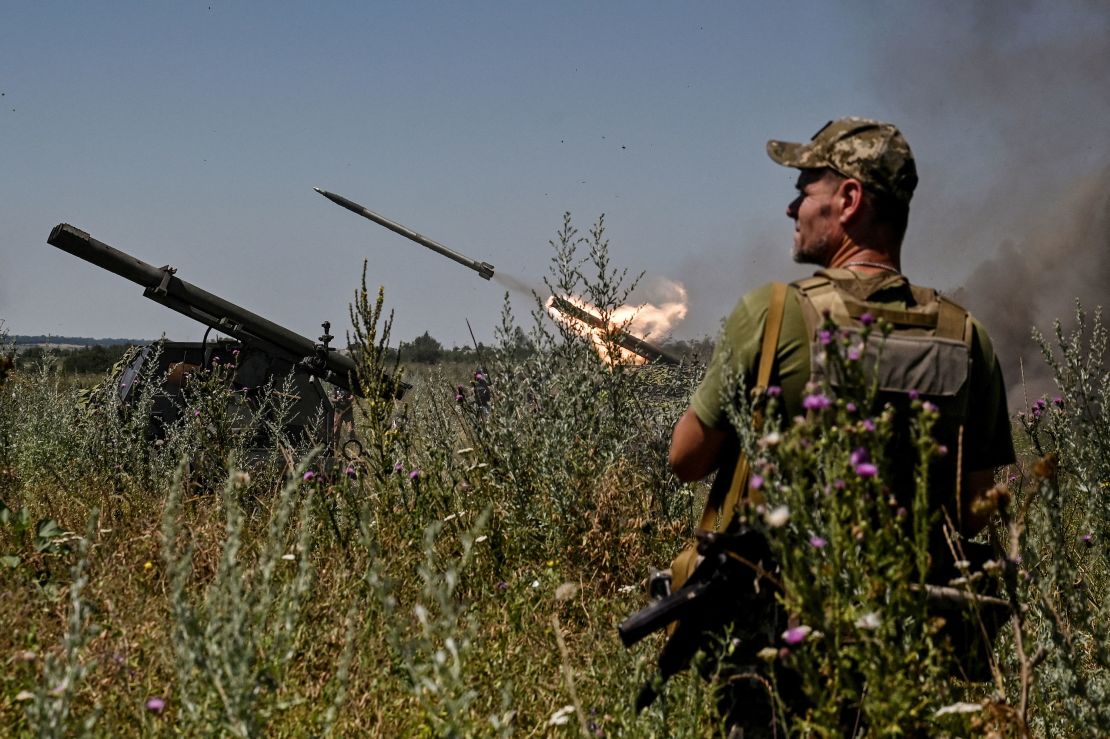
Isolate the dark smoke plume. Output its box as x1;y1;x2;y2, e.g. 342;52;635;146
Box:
872;1;1110;405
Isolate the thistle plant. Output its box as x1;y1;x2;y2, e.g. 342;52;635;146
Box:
719;315;960;735
1007;303;1110;735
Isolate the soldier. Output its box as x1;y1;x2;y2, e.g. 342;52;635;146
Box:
667;118;1015;734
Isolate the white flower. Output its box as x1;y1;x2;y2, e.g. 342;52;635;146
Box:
759;431;782;448
475;535;488;544
855;611;881;630
765;505;790;528
531;579;540;589
935;701;983;716
548;705;576;726
555;582;579;601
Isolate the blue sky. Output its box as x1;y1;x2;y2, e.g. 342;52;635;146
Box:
2;1;1107;352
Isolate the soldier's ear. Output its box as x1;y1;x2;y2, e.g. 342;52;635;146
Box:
836;178;866;224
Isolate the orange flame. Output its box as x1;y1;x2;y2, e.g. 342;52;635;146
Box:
546;279;688;366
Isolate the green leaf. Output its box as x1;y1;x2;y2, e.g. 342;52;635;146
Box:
0;555;20;569
34;518;66;553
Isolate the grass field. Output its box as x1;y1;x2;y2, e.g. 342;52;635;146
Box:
1;223;1107;736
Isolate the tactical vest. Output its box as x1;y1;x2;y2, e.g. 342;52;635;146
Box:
792;268;975;529
793;268;972;415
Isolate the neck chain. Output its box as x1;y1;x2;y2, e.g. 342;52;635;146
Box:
842;260;901;275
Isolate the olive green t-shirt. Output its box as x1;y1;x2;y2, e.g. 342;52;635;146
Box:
691;276;1015;473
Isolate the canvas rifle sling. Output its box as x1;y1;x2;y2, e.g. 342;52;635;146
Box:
697;281;787;533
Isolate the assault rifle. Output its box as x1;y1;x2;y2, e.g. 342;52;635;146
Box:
618;526;777;712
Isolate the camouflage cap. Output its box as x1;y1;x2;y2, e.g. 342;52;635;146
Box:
766;117;918;205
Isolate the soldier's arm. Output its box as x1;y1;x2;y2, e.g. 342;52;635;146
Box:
669;407;727;482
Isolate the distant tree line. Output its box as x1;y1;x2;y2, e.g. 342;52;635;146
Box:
16;343;136;375
388;329;715;365
10;335;143;347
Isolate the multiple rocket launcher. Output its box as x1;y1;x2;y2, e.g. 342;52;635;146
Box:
313;188;680;365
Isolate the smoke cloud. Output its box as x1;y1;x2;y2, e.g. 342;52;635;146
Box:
872;1;1110;404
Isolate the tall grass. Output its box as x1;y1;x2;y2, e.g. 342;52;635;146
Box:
0;220;1105;736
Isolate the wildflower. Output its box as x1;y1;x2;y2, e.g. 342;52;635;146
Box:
15;691;34;702
496;581;509;590
861;418;876;432
757;646;779;662
850;447;870;466
759;431;782;447
803;393;832;411
749;474;764;491
475;535;488;543
393;461;404;473
908;389;920;400
549;705;576;727
193;410;200;417
345;466;357;478
143;561;153;571
1053;396;1064;408
766;385;782;397
782;625;811;645
859;312;875;327
531;579;540;589
232;470;251;487
16;650;37;663
855;463;878;478
935;444;948;457
846;345;862;361
808;535;827;549
922;401;938;413
281;553;295;561
1081;533;1094;547
818;329;832;346
409;468;421;479
833;479;845;490
303;470;316;482
845;402;857;413
855;612;881;630
145;696;166;713
555;582;579;601
765;505;790;528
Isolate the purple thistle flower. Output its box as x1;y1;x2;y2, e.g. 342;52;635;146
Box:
345;466;357;478
145;696;166;713
935;444;948;457
409;468;421;479
846;346;861;362
818;329;832;346
782;625;812;645
194;410;200;417
393;461;404;473
862;418;876;432
766;385;782;397
803;393;832;411
850;447;870;466
833;479;846;490
854;463;879;478
1053;396;1064;408
845;402;857;413
808;535;827;549
303;470;316;482
859;312;875;327
908;389;921;400
1081;533;1094;547
749;474;764;490
922;401;938;413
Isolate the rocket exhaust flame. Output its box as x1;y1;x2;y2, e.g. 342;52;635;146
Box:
547;289;686;366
